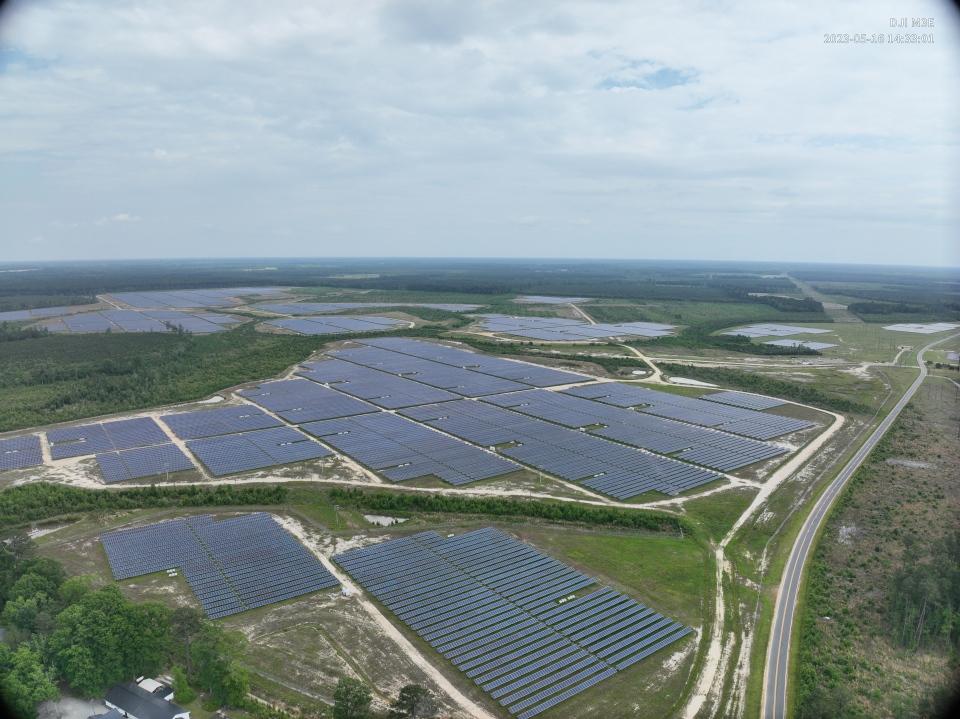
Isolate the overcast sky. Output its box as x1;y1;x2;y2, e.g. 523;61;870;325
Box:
1;1;958;266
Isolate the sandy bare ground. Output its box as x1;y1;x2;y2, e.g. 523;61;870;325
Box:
619;343;666;383
680;401;844;719
274;515;494;719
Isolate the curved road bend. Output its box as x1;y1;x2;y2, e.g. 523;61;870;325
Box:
763;333;960;719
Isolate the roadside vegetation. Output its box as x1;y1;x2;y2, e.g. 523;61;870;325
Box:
794;385;960;718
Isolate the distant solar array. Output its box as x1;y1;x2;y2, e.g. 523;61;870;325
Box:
106;287;288;309
721;323;832;338
0;435;43;471
264;315;404;336
882;322;960;334
326;339;587;396
484;389;786;472
299;358;461;408
302;411;519;485
514;295;590;304
187;426;330;476
764;339;837;351
255;302;481;314
401;400;719;498
42;309;243;334
335;528;690;719
478;314;674;341
357;337;588;386
101;513;338;618
0;305;91;323
565;384;814;440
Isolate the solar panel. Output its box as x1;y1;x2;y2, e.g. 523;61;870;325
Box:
100;512;338;618
335;528;690;718
0;435;43;471
703;391;786;410
239;379;377;422
399;399;719;499
564;383;816;440
96;444;195;483
301;412;518;485
475;315;674;341
161;405;282;440
264;315;405;336
187;426;330;476
256;302;481;314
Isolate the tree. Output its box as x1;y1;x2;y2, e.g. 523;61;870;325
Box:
388;684;437;719
57;576;93;606
0;645;58;719
170;607;204;673
48;585;170;697
171;665;197;705
189;623;249;707
333;677;371;719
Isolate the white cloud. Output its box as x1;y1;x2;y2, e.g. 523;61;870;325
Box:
0;0;957;265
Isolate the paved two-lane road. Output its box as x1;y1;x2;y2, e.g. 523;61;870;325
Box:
762;333;959;718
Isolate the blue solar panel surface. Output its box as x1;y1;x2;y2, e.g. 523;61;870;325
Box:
484;390;786;471
188;426;331;476
335;528;690;718
101;512;339;618
239;379;377;422
297;358;461;408
96;444;195;483
265;315;404;336
564;384;815;440
47;417;170;459
301;412;519;485
399;400;719;498
0;435;43;471
161;405;282;440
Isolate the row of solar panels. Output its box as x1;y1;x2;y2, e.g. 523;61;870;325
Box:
475;314;675;341
256;302;481;314
44;309;242;334
565;384;815;441
100;513;339;618
335;528;691;719
264;315;405;336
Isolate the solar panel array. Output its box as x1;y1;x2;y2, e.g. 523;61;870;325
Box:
400;400;719;498
265;315;404;336
0;305;90;323
721;323;832;338
329;345;531;396
161;406;282;440
106;287;288;309
564;384;815;440
357;337;589;387
882;322;960;334
43;309;244;334
477;314;675;341
335;528;691;719
101;512;338;618
96;444;195;483
703;391;786;411
764;339;837;351
187;426;331;476
48;417;170;459
484;390;786;471
239;379;377;422
298;358;461;408
302;412;519;485
256;302;481;314
0;435;43;471
514;296;590;304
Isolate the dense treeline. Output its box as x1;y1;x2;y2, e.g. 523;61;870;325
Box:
848;300;960;321
657;362;870;414
0;324;49;343
0;483;287;529
327;488;690;534
0;540;252;718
